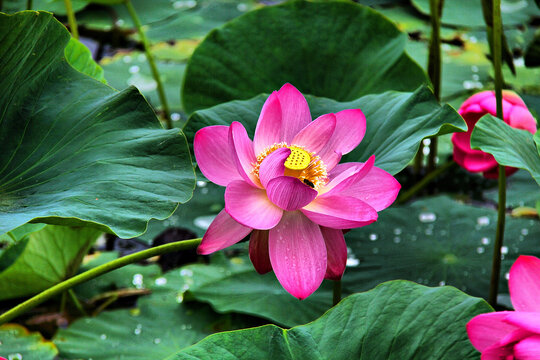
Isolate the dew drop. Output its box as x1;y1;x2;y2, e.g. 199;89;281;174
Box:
122;55;132;63
193;215;216;230
369;233;378;241
237;3;248;11
419;212;436;223
346;258;360;267
372;247;379;254
153;338;161;344
134;324;142;335
521;228;529;236
196;180;207;187
154;277;167;286
129;65;140;74
393;228;402;235
132;274;144;289
477;216;490;226
393;237;401;244
481;237;490;245
439;281;446;286
171;113;181;122
476;246;485;254
505;272;510;280
501;246;509;255
100;334;107;340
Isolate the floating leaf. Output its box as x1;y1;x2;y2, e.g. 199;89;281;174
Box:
342;196;540;299
182;1;427;112
0;225;100;300
0;11;195;237
470;114;540;186
0;324;58;360
184;86;465;175
173;281;491;360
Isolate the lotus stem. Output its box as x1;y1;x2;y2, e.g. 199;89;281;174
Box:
488;0;506;308
333;279;342;306
63;0;79;39
0;238;201;324
427;0;444;172
397;160;456;204
68;289;88;316
26;0;32;10
124;0;172;129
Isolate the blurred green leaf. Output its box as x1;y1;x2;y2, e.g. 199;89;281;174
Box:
0;225;100;300
65;38;105;83
182;1;427;112
0;324;58;360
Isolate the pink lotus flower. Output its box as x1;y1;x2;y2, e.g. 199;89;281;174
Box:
467;255;540;359
452;90;537;178
193;83;400;299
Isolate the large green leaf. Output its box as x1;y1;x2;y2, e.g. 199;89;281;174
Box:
182;1;427;113
3;0;88;15
171;281;491;360
0;11;195;237
470;114;540;186
0;324;58;360
183;252;333;328
342;196;540;299
55;266;260;359
184;86;466;175
0;225;100;300
411;0;540;28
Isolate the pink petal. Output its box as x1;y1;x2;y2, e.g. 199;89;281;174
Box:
319;156;375;198
249;230;272;274
480;344;514;360
254;92;282;155
508;106;538;134
332;164;400;211
259;147;290;188
459;91;494;111
318;109;366;170
467;312;518;352
291;113;336;153
514;335;540;360
276;83;312;143
229;122;261;188
301;195;378;229
194;126;242;186
197;209;252;255
504;312;540;335
510;255;540;312
266;176;318;211
225;180;282;230
321;227;347;280
268;211;326;299
502;90;527;107
452;132;499;172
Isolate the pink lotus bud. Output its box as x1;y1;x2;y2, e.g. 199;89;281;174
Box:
452;90;537;178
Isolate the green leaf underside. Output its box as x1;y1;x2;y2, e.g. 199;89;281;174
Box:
64;37;106;83
0;324;58;360
184;86;466;175
182;1;427;113
171;281;490;360
0;11;195;238
470;114;540;186
0;225;101;300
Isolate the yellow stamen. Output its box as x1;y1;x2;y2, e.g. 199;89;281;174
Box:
252;143;328;190
284;147;311;170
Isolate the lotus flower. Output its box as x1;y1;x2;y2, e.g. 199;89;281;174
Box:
452;90;537;178
194;83;400;299
467;255;540;359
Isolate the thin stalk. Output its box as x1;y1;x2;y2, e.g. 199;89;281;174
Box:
124;0;172;129
414;151;424;177
333;279;342;306
427;0;444;172
26;0;32;10
0;238;201;324
488;0;506;308
397;160;455;204
59;291;67;314
68;289;88;316
63;0;79;39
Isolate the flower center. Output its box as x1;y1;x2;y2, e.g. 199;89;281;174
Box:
253;143;328;190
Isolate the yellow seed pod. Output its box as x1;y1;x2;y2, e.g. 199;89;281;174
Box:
284;147;311;170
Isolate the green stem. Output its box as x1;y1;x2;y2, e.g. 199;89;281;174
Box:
68;289;87;316
63;0;79;39
59;291;67;314
488;0;506;308
0;238;201;324
427;0;444;173
397;160;456;204
124;0;172;129
332;279;342;307
413;150;424;177
26;0;32;10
